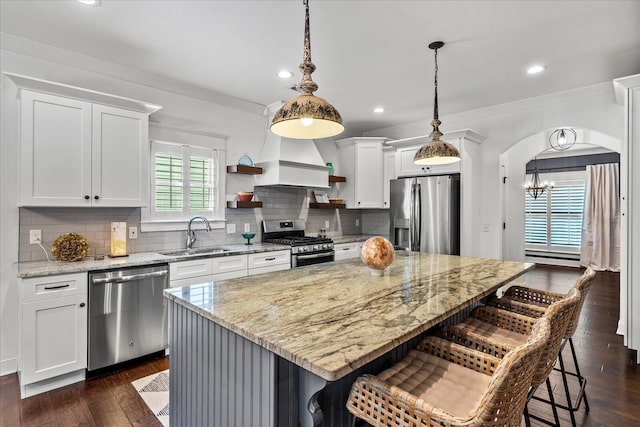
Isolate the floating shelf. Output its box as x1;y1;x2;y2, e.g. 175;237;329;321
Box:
227;201;263;209
329;175;346;183
227;165;263;174
309;203;346;209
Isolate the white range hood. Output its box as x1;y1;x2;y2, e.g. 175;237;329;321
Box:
255;102;330;188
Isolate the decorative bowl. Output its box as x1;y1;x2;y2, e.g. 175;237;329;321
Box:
360;236;395;276
242;232;256;245
237;192;254;202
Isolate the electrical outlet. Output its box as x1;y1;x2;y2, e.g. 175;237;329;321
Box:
29;229;41;244
482;222;490;232
325;220;330;229
129;226;138;239
356;219;360;227
244;223;251;233
227;223;236;234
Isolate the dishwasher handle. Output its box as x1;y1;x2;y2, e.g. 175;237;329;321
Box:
91;269;168;284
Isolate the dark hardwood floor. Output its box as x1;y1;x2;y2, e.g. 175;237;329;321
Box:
0;265;636;426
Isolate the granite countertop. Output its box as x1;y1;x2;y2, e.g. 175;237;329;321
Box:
15;242;290;278
164;252;534;381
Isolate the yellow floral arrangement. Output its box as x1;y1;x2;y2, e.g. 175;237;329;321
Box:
51;232;90;262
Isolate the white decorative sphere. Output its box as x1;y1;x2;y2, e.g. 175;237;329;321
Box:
361;236;395;275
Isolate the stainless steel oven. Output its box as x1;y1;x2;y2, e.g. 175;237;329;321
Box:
263;219;335;268
292;249;335;267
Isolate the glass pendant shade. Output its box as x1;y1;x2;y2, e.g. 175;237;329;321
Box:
414;41;460;165
271;0;343;140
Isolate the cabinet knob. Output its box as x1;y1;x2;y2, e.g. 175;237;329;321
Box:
358;201;361;205
79;302;85;308
84;195;90;200
94;195;100;200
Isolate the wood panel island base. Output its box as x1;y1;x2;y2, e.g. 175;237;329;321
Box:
164;252;534;427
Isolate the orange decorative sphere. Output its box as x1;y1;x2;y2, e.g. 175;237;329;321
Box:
361;236;395;276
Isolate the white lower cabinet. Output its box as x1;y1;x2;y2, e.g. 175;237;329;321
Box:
170;254;248;287
248;250;291;275
20;273;88;398
334;242;363;261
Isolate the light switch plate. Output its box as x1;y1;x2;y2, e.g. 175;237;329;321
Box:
244;223;251;233
325;220;330;229
129;226;138;239
356;219;360;227
227;223;236;234
482;222;490;232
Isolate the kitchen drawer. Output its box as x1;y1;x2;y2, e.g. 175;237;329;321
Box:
248;250;290;269
334;242;363;261
212;254;248;274
170;258;214;281
22;273;87;303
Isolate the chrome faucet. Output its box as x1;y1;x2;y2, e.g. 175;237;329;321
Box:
186;216;212;249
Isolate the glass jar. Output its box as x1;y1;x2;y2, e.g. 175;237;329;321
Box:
326;162;334;176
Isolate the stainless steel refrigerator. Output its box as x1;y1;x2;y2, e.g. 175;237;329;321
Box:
389;174;460;254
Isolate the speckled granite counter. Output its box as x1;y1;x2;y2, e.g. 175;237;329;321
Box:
15;242;289;278
165;251;533;382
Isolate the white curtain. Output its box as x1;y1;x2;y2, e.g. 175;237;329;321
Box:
580;163;620;271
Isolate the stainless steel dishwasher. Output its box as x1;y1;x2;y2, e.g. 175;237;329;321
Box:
88;264;169;371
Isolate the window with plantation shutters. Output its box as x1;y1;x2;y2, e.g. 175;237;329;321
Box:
150;140;219;221
525;171;585;254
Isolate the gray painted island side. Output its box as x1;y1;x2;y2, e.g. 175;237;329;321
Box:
164;251;534;426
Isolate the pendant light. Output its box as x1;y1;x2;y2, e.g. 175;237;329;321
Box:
270;0;344;140
525;158;549;199
414;41;461;165
549;128;576;151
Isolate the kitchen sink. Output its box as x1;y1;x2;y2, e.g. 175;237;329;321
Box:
159;247;230;257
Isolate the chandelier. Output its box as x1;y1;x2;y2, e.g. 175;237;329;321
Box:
270;0;344;140
525;158;550;199
413;41;461;165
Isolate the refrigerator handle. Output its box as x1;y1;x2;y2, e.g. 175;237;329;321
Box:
409;183;422;251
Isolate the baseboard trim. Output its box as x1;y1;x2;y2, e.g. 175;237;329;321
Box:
0;357;17;377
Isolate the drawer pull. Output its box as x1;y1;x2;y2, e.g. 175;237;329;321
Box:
342;247;351;251
265;257;276;261
43;284;70;290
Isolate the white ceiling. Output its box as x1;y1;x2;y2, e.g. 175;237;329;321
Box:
1;0;639;135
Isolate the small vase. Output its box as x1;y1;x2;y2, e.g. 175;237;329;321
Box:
326;162;334;176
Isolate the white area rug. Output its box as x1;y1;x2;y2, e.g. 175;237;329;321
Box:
132;370;170;427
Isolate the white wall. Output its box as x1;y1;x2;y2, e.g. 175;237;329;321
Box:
365;83;623;260
0;41;267;375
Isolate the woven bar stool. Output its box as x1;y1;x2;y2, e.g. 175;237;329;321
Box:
346;317;550;427
490;268;596;427
437;288;580;427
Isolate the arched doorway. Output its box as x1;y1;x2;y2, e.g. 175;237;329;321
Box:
500;127;620;262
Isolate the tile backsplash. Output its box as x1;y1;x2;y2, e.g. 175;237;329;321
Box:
18;187;389;262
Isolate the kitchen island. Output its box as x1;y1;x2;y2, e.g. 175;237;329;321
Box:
164;251;534;427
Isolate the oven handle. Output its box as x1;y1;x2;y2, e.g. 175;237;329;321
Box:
296;252;334;260
91;269;168;284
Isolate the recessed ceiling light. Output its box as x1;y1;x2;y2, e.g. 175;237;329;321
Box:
77;0;101;5
278;70;294;79
374;107;384;114
527;65;546;75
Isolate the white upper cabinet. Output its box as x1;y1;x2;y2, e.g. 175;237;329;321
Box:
336;137;390;209
395;139;461;177
11;74;161;207
383;148;396;209
92;104;149;207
